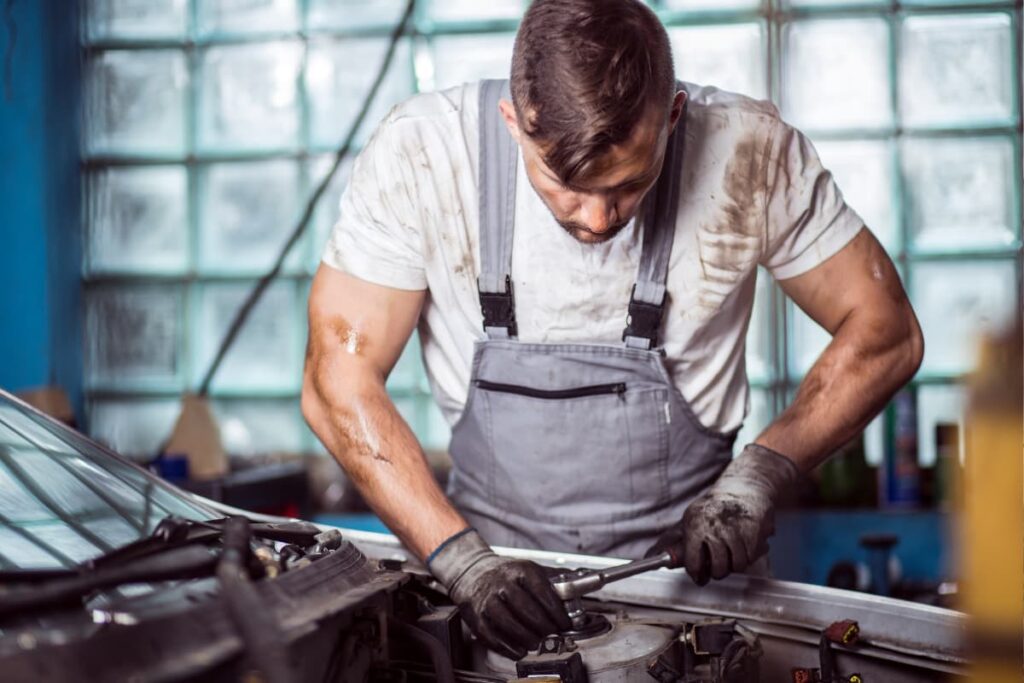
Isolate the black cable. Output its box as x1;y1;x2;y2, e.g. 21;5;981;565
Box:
217;517;295;683
195;0;416;397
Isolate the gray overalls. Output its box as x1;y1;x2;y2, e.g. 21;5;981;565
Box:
447;80;736;559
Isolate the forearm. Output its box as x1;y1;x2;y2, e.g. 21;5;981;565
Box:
757;310;923;471
302;364;466;560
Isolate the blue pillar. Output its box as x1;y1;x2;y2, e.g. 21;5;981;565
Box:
0;0;82;415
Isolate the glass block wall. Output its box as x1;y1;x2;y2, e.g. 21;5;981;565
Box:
82;0;1022;466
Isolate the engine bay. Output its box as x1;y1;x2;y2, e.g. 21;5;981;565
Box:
0;519;966;683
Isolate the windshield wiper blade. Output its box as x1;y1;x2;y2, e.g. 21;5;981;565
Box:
0;544;218;617
0;515;325;585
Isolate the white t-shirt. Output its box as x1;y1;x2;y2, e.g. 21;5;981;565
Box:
322;81;863;433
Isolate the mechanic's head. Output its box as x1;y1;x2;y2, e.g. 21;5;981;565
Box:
500;0;685;244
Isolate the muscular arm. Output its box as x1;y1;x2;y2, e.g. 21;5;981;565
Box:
301;265;467;559
757;228;924;470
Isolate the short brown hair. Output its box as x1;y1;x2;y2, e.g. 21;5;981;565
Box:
509;0;675;186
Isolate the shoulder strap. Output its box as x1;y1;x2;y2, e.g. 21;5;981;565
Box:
476;79;518;339
623;96;688;350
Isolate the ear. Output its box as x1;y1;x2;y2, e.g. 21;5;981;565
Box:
497;98;523;144
667;90;687;133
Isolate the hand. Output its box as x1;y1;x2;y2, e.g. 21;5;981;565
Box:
427;529;571;660
645;443;800;585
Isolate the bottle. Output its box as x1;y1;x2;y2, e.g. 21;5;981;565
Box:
933;423;960;510
881;390;920;508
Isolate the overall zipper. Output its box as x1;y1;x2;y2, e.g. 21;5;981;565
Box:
474;379;626;400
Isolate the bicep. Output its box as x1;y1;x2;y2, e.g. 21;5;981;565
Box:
306;264;425;382
778;227;913;338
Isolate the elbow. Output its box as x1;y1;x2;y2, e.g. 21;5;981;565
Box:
301;350;341;433
899;309;925;383
300;370;320;428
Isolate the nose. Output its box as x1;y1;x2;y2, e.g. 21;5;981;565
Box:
578;194;617;234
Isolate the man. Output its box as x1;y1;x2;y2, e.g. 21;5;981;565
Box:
303;0;923;661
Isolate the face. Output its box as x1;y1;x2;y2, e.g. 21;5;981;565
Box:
499;92;686;245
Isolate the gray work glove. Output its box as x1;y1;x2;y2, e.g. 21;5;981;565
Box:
427;528;571;660
645;443;800;585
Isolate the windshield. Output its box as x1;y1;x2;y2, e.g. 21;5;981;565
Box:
0;394;214;570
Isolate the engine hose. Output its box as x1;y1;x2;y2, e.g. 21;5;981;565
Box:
389;621;456;683
217;517;296;683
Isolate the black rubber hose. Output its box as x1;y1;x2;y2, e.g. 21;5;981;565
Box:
389;621;456;683
217;517;296;683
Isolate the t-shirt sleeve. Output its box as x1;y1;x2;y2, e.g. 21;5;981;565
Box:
760;119;864;280
320;115;428;291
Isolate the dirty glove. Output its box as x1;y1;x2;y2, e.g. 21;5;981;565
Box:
645;443;800;585
427;528;571;660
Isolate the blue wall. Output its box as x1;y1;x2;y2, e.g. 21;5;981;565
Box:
770;509;953;587
0;0;82;413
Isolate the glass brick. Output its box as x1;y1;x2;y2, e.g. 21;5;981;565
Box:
193;281;301;392
197;0;299;36
198;159;302;274
386;333;428;393
427;0;523;23
787;0;886;6
85;285;184;389
86;0;188;42
87;398;182;458
864;413;884;467
668;23;767;100
788;301;831;379
663;0;761;10
735;388;771;455
306;37;415;149
392;395;425;438
902;0;1003;5
198;42;302;152
911;259;1019;375
309;155;355;272
782;18;892;131
745;269;773;383
308;0;408;30
422;399;452;452
900;13;1014;127
86;165;189;275
902;136;1017;252
85;50;187;156
212;399;305;455
814;139;897;253
917;384;965;468
430;33;516;91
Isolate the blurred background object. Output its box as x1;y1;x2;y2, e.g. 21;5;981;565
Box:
961;323;1023;681
0;0;1020;601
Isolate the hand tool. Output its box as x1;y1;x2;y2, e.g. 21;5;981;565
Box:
549;552;675;635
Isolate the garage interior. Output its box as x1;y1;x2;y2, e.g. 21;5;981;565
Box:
0;0;1021;681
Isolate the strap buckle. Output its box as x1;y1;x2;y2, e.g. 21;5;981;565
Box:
622;285;664;348
479;275;517;338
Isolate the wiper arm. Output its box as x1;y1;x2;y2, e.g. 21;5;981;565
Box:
0;545;218;617
0;516;325;615
0;515;324;583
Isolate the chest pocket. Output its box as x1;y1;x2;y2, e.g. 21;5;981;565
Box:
475;378;671;525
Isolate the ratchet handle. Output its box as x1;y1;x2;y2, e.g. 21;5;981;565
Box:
552;551;674;600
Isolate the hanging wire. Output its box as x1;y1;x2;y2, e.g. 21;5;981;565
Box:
196;0;416;397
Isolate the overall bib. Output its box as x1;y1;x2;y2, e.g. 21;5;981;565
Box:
447;80;737;559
